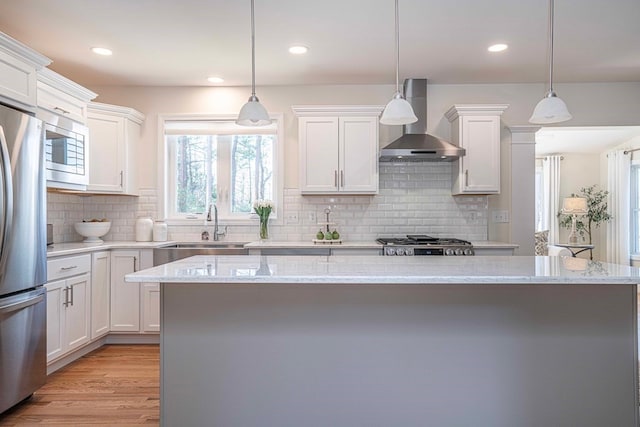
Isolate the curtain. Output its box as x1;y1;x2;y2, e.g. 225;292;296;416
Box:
606;150;630;265
542;155;562;244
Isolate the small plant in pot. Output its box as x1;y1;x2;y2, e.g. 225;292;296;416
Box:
558;185;612;257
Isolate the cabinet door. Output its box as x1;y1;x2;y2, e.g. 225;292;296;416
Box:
0;50;37;111
339;117;378;193
91;251;110;339
64;273;91;353
458;115;500;193
299;117;340;193
110;250;140;332
87;112;124;193
45;279;66;363
141;282;160;333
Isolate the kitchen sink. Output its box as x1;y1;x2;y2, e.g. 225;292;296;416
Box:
153;242;249;266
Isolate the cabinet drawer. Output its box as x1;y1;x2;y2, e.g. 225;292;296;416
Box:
47;254;91;281
37;81;87;124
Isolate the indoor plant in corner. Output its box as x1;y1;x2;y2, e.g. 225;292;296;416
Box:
558;185;612;253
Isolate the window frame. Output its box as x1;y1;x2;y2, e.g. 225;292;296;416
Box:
631;160;640;255
157;113;284;226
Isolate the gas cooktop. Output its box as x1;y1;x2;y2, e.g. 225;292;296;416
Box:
376;235;474;256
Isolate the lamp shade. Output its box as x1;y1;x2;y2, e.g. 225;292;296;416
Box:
529;92;572;124
380;93;418;125
236;95;272;126
562;197;588;214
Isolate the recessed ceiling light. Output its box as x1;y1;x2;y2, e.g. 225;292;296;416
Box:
207;76;225;83
91;47;113;56
288;45;308;55
488;44;508;53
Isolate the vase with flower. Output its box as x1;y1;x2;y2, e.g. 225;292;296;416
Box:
253;199;274;240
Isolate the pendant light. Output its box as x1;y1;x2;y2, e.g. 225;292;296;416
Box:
380;0;417;125
529;0;572;124
236;0;272;126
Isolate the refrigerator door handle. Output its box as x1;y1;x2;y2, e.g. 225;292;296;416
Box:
0;125;13;262
0;288;45;315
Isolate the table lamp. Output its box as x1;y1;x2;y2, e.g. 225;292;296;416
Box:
562;197;588;244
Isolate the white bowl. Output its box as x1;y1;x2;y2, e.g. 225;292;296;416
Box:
74;222;111;242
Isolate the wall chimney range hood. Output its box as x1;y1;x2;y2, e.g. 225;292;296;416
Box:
379;79;464;162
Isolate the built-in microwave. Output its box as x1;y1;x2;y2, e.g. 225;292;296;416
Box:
42;113;89;190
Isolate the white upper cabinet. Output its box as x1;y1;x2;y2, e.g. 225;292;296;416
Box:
293;106;382;195
0;32;50;112
445;104;508;195
87;102;144;195
37;68;97;125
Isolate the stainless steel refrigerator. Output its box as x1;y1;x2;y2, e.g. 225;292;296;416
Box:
0;103;47;414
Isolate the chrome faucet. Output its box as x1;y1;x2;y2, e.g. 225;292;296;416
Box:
203;203;227;241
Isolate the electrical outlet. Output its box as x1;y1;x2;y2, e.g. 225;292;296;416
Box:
308;212;316;222
286;213;299;225
492;210;510;223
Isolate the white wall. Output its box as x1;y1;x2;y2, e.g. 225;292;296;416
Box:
65;81;640;247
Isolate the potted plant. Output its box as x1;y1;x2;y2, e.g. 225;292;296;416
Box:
558;184;612;249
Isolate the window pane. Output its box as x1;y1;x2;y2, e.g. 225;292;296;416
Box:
174;135;217;214
632;165;640;254
230;135;274;213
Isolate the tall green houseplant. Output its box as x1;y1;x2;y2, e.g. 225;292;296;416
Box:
558;185;612;244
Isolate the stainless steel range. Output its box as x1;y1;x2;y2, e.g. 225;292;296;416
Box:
377;235;474;256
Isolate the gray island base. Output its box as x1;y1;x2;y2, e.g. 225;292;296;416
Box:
126;255;640;427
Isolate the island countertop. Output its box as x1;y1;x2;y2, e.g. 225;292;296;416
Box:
125;255;640;285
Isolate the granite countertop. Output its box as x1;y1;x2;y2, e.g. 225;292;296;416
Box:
48;240;519;257
244;240;518;249
46;240;176;257
125;255;639;285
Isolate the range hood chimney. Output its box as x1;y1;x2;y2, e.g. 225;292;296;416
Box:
379;79;464;162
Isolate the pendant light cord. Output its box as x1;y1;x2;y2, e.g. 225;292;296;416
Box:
250;0;256;97
548;0;555;93
394;0;400;94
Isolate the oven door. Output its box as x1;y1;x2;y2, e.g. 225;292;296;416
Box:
45;122;88;189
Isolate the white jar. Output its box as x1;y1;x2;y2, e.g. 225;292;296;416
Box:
153;221;168;242
135;217;153;242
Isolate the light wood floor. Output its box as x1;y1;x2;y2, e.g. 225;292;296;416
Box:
0;345;159;426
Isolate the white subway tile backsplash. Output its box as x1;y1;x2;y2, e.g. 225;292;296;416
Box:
47;164;488;244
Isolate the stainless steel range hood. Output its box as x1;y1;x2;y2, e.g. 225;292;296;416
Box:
379;79;464;162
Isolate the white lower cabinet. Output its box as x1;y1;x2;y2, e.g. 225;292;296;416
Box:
142;283;160;332
45;270;91;364
110;249;157;334
91;251;110;339
110;250;141;332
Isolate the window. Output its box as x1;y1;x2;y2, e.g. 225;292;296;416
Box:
534;162;544;231
631;161;640;254
161;115;282;222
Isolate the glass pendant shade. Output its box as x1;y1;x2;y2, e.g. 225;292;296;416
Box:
529;0;572;125
236;0;271;127
380;0;417;126
237;95;272;126
529;91;572;124
380;92;418;125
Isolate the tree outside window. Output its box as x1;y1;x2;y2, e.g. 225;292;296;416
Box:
165;118;277;220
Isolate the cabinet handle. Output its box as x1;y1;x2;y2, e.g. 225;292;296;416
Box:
120;171;124;188
340;170;344;188
69;285;74;307
334;170;338;188
53;106;70;115
63;286;69;307
133;256;137;272
465;169;469;187
60;265;77;271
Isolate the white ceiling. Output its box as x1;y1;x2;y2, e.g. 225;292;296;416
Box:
0;0;638;87
535;126;640;155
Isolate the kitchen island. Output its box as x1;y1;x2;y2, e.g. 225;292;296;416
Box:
127;255;640;427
